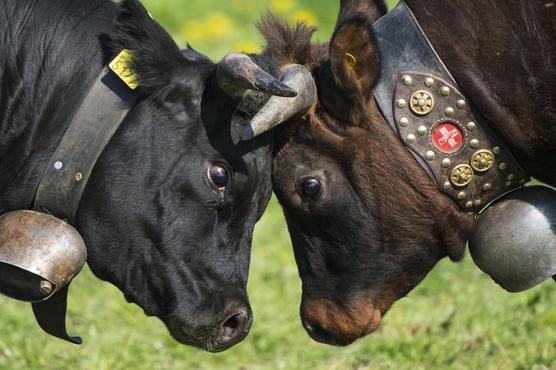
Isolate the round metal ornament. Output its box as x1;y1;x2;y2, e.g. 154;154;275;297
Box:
469;186;556;292
450;164;474;187
410;90;434;115
431;122;464;154
470;150;495;172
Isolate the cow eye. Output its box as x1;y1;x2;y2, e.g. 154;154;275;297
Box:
300;178;321;199
208;165;229;189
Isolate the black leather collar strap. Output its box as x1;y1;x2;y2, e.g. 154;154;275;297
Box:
31;63;137;344
31;286;80;344
34;67;136;223
372;1;529;212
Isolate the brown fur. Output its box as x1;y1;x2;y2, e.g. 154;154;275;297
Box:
337;0;388;23
302;297;381;345
261;0;555;346
257;14;318;68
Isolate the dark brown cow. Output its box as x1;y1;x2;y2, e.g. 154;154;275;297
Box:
262;0;556;346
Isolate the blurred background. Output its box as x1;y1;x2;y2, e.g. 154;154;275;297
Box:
0;0;554;369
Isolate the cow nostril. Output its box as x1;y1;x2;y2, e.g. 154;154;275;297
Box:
223;313;242;338
305;322;332;343
220;310;251;345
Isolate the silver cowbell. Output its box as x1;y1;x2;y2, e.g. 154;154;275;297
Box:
469;186;556;292
0;210;87;302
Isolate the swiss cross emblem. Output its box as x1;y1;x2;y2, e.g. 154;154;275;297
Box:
432;122;464;153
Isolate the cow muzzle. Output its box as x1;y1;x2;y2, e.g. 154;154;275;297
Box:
301;297;382;346
165;298;253;352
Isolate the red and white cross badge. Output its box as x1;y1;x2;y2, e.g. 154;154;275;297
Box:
432;122;464;154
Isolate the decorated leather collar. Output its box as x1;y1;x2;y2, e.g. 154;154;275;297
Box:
372;1;529;212
30;50;138;344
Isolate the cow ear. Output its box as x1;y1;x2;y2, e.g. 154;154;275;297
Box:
329;16;380;96
111;0;208;97
337;0;387;23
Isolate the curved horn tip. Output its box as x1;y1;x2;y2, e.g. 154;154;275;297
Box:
218;52;298;98
242;64;316;140
240;125;256;141
257;80;298;98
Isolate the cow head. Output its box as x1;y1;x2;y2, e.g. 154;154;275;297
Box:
75;0;297;352
262;1;476;346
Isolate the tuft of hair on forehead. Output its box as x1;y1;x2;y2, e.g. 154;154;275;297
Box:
257;13;318;67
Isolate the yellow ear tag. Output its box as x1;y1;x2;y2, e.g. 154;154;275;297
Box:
109;49;139;90
345;52;357;69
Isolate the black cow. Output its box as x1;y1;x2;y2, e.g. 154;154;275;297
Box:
0;0;292;352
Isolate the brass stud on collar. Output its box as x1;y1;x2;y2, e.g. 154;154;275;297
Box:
492;146;501;155
444;107;455;117
402;75;413;86
74;172;83;182
417;126;427;136
441;158;451;168
456;99;466;109
470;150;495;172
424;78;435;87
483;183;492;191
466;122;476;131
425;151;436;161
474;199;482;207
397;99;407;108
440;86;450;96
498;162;507;171
407;134;417;144
443;181;452;191
465;201;473;209
469;139;480;148
410;91;434;115
450;164;474;187
457;191;466;200
507;173;515;181
399;117;409;127
505;180;512;187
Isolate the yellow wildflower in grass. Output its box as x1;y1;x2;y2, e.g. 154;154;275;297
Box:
205;13;234;38
232;41;261;54
270;0;295;14
182;20;206;42
289;10;318;26
181;13;234;43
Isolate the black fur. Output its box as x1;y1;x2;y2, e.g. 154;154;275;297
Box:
0;0;274;352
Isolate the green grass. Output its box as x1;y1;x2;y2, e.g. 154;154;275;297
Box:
1;199;554;370
1;1;554;369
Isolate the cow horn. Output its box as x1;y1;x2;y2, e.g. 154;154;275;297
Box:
216;53;297;98
240;64;316;140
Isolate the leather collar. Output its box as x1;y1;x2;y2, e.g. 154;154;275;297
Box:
30;60;137;344
34;66;136;223
372;1;529;212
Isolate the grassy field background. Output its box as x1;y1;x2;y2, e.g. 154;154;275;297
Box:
1;0;554;369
